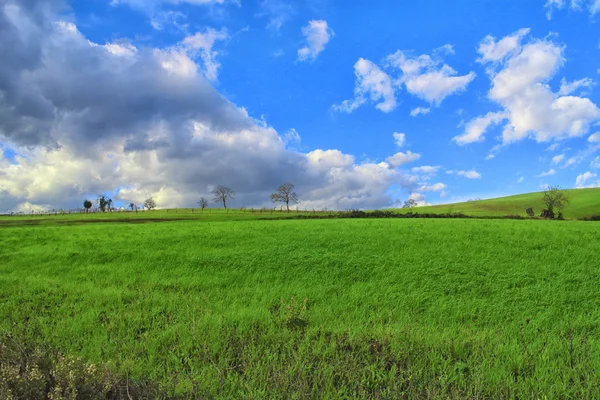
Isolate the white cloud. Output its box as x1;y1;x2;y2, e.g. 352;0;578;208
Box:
448;170;482;179
546;143;560;151
386;50;476;105
182;28;228;81
386;151;421;167
112;0;231;8
0;1;418;213
558;77;594;95
410;107;431;117
453;111;506;145
464;29;600;146
589;132;600;142
409;192;425;201
297;20;333;62
590;156;600;169
517;176;524;183
282;128;301;147
419;183;446;192
257;0;294;31
434;44;455;56
412;165;441;174
545;0;600;19
393;132;406;147
563;156;579;168
333;58;396;113
552;154;565;164
477;28;530;64
575;171;599;188
536;168;556;177
336;46;474;113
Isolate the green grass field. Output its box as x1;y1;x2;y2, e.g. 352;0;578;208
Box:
395;187;600;219
2;214;600;398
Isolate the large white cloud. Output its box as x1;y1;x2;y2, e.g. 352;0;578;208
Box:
0;0;420;212
332;58;397;113
386;50;476;105
297;20;333;62
456;29;600;145
334;46;474;113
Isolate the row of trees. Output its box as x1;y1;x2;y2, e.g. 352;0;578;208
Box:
83;196;156;212
84;183;300;213
197;183;299;211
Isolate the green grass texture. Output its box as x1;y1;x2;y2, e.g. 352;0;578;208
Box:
2;217;600;398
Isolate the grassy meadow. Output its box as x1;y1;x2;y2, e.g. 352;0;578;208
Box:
394;187;600;219
2;213;600;398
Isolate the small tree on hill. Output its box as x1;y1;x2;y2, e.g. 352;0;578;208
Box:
97;195;108;212
129;202;135;211
270;182;298;212
83;199;93;213
541;186;569;218
212;185;235;209
144;197;157;211
198;197;209;211
403;199;417;208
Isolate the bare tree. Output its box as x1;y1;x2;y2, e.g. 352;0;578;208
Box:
144;197;157;211
270;182;298;212
212;185;235;209
198;197;209;211
83;199;93;213
541;186;570;218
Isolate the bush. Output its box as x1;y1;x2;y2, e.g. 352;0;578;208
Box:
526;208;535;217
540;209;555;219
0;334;162;400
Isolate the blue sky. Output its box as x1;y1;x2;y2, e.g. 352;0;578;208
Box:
0;0;599;211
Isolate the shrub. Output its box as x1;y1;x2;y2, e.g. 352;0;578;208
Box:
526;208;535;217
540;209;555;219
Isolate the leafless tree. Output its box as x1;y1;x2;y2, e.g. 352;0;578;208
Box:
212;185;235;209
270;182;298;212
198;197;209;211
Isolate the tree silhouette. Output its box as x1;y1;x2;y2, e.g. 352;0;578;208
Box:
270;182;298;212
97;195;108;212
144;197;157;210
83;199;92;213
198;197;209;211
212;185;235;209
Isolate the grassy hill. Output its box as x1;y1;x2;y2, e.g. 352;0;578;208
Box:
397;187;600;219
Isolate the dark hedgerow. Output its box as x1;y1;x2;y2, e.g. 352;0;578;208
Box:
580;215;600;221
260;210;529;221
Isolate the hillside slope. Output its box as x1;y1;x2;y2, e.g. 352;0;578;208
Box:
397;188;600;219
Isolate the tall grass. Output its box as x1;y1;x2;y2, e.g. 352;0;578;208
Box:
1;218;600;398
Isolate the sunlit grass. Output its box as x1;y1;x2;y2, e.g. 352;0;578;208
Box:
1;218;600;397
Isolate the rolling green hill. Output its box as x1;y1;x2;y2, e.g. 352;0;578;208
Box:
397;187;600;219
